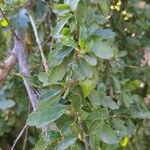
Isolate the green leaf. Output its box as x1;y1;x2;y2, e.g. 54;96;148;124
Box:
131;111;150;119
70;142;83;150
112;118;128;139
72;64;85;81
72;58;93;81
62;27;70;36
90;134;100;150
79;25;87;41
26;103;68;128
61;121;73;137
48;47;73;68
102;96;119;110
80;70;98;97
41;130;61;143
79;25;87;49
122;93;139;108
51;14;72;38
98;0;109;17
0;18;8;27
61;37;78;49
64;0;80;11
94;29;115;39
92;40;113;59
84;54;97;66
49;64;66;85
54;4;70;10
71;91;82;113
53;4;71;15
71;122;82;137
35;0;48;19
57;136;77;150
96;123;118;144
126;120;136;136
112;118;125;130
112;76;121;93
97;82;106;93
85;39;94;52
89;89;101;106
77;58;93;79
122;93;131;108
76;0;86;27
38;72;49;84
87;108;109;123
89;120;104;135
0;99;15;110
38;95;61;112
34;139;48;150
38;88;63;102
123;80;140;91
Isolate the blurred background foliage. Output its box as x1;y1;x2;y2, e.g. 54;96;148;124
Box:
0;0;150;150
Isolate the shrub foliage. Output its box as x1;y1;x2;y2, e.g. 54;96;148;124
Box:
0;0;150;149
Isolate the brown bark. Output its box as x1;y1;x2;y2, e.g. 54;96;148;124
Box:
0;49;17;85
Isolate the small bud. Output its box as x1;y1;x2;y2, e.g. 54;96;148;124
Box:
117;0;122;6
131;33;136;37
122;10;127;15
124;16;129;20
106;15;111;19
127;13;133;18
110;5;115;10
114;5;120;11
140;82;145;88
124;28;128;32
106;24;111;27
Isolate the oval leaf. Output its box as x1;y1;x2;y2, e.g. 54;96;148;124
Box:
51;14;71;38
57;136;77;150
26;103;68;128
92;40;113;59
96;123;118;144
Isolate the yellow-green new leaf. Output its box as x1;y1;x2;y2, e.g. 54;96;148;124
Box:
51;14;72;38
80;70;99;97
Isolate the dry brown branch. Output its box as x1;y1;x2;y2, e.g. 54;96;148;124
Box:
14;32;38;111
0;49;17;85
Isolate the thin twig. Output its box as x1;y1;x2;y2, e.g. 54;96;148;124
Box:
22;125;29;150
11;125;28;150
22;101;30;150
79;121;90;150
28;14;49;72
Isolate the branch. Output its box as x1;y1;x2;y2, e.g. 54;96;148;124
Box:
11;125;27;150
14;32;38;111
11;33;39;149
22;100;30;150
0;49;17;85
28;14;49;72
11;32;39;149
79;121;90;150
